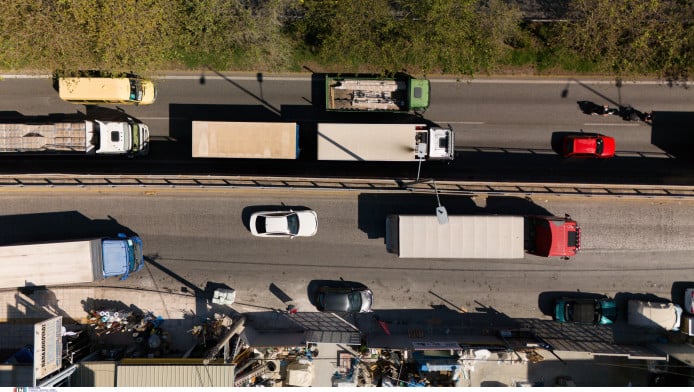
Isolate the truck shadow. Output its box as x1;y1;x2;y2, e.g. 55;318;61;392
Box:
169;103;281;144
650;111;694;161
0;211;135;245
671;281;694;308
357;194;553;239
0;110;86;123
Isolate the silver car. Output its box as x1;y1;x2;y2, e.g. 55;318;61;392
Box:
249;209;318;238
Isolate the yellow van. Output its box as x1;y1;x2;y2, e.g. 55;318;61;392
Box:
58;77;157;105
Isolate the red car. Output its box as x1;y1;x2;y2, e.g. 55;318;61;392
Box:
561;134;616;158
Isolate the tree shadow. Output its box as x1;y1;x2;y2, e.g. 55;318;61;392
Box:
204;67;281;116
357;194;553;239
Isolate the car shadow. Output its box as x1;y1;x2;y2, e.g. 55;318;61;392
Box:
240;205;313;231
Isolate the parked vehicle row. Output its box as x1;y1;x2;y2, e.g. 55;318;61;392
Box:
2;73;631;161
553;291;694;338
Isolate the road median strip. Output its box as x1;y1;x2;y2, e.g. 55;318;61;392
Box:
0;174;691;199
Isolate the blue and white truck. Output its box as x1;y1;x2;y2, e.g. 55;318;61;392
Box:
0;234;144;288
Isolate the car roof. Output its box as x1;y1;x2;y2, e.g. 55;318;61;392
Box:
320;289;361;312
264;214;292;234
572;136;598;153
571;302;598;323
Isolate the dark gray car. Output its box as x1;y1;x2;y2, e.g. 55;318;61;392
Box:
315;285;373;313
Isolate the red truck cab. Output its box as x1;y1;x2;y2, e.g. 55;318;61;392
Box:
526;215;580;258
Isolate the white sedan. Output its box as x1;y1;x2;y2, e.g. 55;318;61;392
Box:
249;210;318;238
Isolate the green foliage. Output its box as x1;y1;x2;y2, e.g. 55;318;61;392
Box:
559;0;693;79
0;0;690;79
286;0;524;75
176;0;293;70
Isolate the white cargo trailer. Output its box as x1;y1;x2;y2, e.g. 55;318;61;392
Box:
317;123;454;161
386;215;524;259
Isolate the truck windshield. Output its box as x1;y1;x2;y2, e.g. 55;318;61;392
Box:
131;123;140;152
128;239;144;272
122;123;132;150
129;79;143;102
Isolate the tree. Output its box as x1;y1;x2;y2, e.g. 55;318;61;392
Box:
560;0;693;79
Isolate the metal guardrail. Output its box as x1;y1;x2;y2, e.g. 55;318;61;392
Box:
2;174;694;199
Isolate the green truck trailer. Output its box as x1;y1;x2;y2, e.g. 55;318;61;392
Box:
325;74;430;113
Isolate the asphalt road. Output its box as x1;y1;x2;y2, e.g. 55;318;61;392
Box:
1;187;691;319
1;75;693;183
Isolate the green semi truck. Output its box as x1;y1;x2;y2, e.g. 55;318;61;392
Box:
325;73;430;113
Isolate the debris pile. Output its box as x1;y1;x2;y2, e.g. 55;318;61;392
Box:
87;309;172;358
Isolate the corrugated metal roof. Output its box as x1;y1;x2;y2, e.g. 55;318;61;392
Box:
72;361;116;387
116;364;235;387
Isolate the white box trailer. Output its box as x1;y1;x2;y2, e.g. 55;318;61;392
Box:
192;121;299;159
0;236;144;289
386;215;524;259
317;123;454;161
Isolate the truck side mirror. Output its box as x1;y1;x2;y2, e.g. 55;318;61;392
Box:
436;206;448;225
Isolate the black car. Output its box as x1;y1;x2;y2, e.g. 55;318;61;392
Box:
315;285;373;313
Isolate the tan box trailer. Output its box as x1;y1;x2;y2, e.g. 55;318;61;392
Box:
192;121;299;159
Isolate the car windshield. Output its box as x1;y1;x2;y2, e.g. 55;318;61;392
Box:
347;291;363;312
287;213;299;235
595;138;604;154
255;216;267;234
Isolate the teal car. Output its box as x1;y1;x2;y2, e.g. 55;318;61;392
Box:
555;298;617;325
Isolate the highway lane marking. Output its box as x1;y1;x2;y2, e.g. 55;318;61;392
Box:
582;123;641;127
436;121;485;125
0;74;678;86
429;79;668;85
